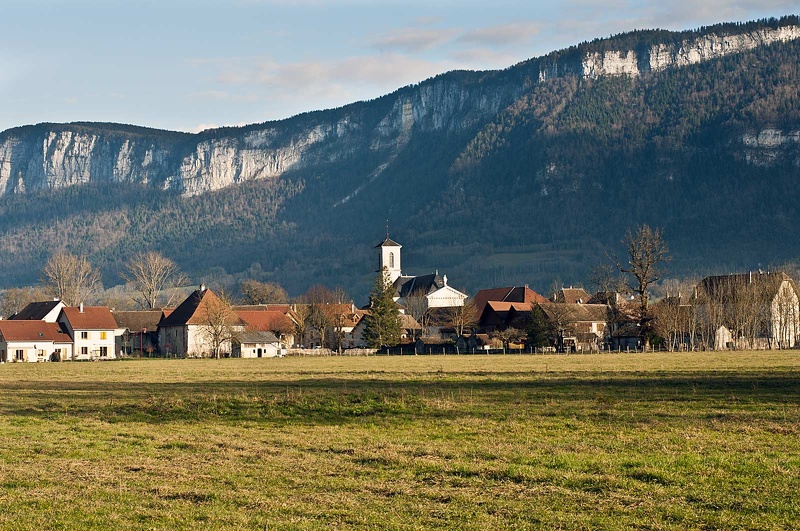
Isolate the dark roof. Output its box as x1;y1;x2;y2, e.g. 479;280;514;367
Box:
160;288;244;327
553;287;592;304
375;237;402;248
236;330;280;345
0;321;73;342
394;274;443;298
539;303;611;323
696;272;795;300
112;310;165;332
473;286;548;317
10;300;63;321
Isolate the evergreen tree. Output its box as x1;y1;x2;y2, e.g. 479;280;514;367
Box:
526;304;550;348
363;268;402;348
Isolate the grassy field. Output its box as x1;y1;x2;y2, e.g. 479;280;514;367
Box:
0;352;798;530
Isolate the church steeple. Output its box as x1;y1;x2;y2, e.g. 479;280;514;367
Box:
375;233;402;284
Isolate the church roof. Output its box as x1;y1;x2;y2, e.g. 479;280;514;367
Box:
394;274;444;298
375;237;402;248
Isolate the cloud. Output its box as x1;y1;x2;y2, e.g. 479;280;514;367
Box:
458;22;542;47
372;28;458;53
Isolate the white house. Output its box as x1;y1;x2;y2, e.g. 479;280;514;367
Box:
58;304;118;360
10;299;66;322
158;285;245;357
232;331;282;358
0;321;73;362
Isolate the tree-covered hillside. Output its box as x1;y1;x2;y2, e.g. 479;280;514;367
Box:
0;17;799;301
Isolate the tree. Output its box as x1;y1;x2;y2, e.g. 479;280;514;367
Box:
526;304;550;349
239;280;289;305
0;286;48;318
403;290;430;339
446;299;478;337
41;252;101;306
613;225;670;346
363;268;402;349
198;291;239;359
490;327;524;350
123;251;187;309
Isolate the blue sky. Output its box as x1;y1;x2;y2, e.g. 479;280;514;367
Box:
1;0;797;133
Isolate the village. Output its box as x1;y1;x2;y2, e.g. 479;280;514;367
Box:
0;233;798;362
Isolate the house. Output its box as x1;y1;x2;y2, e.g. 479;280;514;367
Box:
158;285;245;357
112;310;164;355
58;304;119;360
232;331;282;358
236;309;297;348
477;301;533;332
473;286;548;319
693;271;800;349
0;321;73;362
10;299;66;322
539;302;612;352
376;236;468;310
552;287;592;304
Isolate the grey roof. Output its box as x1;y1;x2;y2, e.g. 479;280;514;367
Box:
375;237;402;248
112;310;164;332
236;330;280;345
10;300;62;320
394;274;443;298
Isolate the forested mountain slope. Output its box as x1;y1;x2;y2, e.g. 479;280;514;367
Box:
0;16;799;299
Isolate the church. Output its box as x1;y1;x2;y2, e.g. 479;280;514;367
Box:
375;236;468;310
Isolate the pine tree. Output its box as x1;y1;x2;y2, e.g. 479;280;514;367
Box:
363;268;402;348
526;304;550;348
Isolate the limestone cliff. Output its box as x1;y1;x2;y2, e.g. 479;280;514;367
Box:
0;18;797;199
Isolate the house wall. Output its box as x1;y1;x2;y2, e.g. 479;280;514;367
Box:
237;342;279;358
0;340;56;362
58;316;116;360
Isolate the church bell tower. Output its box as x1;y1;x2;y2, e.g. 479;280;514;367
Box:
376;235;402;284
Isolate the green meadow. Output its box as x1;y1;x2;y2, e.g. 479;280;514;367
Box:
0;353;798;529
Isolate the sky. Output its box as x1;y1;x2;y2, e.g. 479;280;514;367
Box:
1;0;797;133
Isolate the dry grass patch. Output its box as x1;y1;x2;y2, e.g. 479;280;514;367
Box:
0;353;798;528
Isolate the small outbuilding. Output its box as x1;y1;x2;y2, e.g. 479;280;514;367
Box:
232;331;282;358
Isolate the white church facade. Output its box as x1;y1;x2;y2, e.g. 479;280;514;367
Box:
375;237;468;310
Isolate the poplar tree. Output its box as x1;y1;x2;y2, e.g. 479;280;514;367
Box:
363;268;401;349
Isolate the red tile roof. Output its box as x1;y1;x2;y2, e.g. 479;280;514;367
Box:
474;286;548;317
0;321;73;342
61;306;118;330
237;311;295;332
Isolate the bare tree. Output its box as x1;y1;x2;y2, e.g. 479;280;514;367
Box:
539;302;577;353
446;299;478;337
589;262;624;297
124;251;187;309
41;252;101;306
403;290;430;339
0;286;48;318
239;280;289;305
198;291;239;358
613;225;670;347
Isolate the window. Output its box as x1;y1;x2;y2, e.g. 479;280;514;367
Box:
100;331;107;340
81;347;88;356
15;350;24;361
389;252;395;269
100;346;108;357
81;332;88;339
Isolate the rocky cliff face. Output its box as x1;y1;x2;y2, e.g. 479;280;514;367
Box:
0;21;797;198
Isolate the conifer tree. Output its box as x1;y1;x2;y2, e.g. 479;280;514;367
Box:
526;304;550;348
363;267;401;349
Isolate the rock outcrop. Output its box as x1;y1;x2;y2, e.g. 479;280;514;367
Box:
0;20;798;198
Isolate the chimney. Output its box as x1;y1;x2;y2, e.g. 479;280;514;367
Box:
79;303;84;313
200;284;206;292
749;271;752;284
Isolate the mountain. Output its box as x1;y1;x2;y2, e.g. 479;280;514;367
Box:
1;16;799;300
